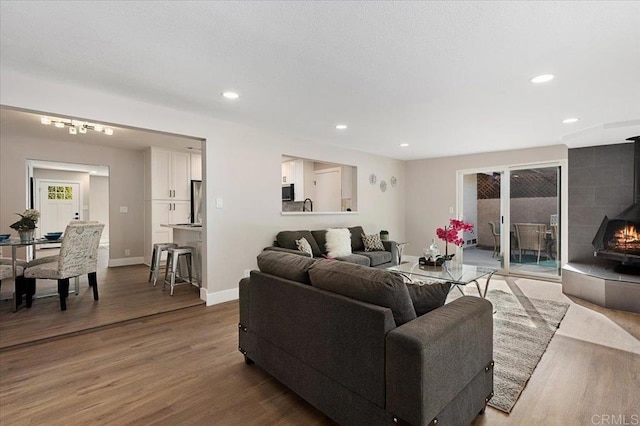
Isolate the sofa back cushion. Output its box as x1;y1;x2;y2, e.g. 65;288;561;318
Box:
311;230;328;255
276;231;322;258
257;250;316;284
309;260;417;326
348;226;365;252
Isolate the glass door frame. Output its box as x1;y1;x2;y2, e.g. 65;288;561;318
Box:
456;160;568;281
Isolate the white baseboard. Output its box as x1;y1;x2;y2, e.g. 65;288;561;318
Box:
203;287;239;306
108;257;145;267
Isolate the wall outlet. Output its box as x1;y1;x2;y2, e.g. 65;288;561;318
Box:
216;198;224;209
124;249;130;256
243;269;251;278
120;206;128;213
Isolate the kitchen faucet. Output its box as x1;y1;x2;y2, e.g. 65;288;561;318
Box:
302;198;313;212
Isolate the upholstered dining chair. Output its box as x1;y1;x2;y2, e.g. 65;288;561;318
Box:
23;222;104;311
513;223;547;264
488;221;500;257
1;263;27;306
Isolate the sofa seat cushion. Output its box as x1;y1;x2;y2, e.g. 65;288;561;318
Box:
257;251;316;284
335;253;371;267
406;281;452;315
309;260;417;326
353;250;392;267
276;231;322;258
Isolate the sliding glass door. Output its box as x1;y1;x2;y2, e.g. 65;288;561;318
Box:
460;163;562;279
508;165;561;277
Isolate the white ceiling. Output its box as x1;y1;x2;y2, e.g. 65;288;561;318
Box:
1;1;639;160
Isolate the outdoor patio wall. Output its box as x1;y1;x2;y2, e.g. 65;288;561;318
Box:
477;197;558;248
405;145;568;259
568;142;635;263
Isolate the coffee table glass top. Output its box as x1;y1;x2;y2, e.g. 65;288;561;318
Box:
388;261;496;285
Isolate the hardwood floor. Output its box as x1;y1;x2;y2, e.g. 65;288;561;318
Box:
0;275;638;425
0;247;204;350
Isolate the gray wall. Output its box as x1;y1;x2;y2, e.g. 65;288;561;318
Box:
568;142;635;263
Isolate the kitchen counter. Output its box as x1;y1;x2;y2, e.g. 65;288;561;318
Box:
161;224;202;285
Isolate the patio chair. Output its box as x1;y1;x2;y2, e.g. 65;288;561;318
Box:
513;223;547;264
23;222;104;311
488;221;500;257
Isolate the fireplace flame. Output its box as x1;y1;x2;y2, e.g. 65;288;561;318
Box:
613;225;640;250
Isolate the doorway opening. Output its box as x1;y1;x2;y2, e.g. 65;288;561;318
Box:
28;159;110;253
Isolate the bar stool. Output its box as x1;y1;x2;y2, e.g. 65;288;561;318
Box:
163;246;195;296
149;242;178;287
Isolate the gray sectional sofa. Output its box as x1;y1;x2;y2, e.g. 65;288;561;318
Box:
265;226;398;268
239;250;494;425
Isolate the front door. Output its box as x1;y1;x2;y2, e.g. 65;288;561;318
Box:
37;180;81;237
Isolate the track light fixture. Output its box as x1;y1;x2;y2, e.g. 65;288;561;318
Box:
41;116;114;136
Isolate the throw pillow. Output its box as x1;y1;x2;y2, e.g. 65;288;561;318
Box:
325;228;352;258
308;260;417;326
406;281;452;316
295;237;313;256
362;233;385;252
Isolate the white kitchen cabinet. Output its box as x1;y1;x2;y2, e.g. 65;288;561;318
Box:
282;160;295;184
150;148;191;200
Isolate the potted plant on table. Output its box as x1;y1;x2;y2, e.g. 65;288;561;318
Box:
10;209;40;242
435;219;474;267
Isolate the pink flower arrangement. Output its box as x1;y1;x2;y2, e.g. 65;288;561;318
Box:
436;219;474;259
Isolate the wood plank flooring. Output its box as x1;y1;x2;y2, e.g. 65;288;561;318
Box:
0;253;204;349
0;275;638;425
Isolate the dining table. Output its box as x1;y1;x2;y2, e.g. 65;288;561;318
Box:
0;237;62;312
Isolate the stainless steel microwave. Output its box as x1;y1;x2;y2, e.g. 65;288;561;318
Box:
282;183;295;201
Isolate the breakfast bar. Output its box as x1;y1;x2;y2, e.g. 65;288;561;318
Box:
160;224;202;285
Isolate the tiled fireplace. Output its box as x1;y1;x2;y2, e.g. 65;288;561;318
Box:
565;139;640;313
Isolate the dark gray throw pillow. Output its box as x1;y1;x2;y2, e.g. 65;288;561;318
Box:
257;250;316;284
406;281;452;316
308;260;417;326
276;230;322;257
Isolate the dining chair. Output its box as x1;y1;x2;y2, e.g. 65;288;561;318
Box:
513;223;547;263
23;222;104;311
488;221;500;257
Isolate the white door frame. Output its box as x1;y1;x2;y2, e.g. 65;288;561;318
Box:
456;159;568;280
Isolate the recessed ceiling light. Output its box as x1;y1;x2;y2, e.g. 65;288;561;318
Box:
222;91;239;99
530;74;555;83
400;143;409;147
335;124;347;130
562;118;580;124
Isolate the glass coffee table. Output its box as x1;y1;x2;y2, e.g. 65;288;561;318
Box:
388;259;497;298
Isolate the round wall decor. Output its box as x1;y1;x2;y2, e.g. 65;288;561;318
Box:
380;180;387;192
369;174;377;185
390;176;397;187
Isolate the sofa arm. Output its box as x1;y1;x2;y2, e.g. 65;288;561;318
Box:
263;246;312;257
382;240;398;264
386;296;493;425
